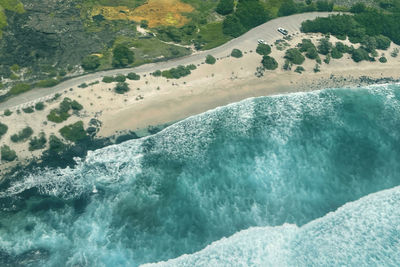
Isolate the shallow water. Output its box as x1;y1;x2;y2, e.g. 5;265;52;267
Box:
1;84;400;266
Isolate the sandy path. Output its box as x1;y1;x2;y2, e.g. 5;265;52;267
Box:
0;12;334;111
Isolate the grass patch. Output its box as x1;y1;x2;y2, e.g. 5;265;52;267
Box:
198;22;232;50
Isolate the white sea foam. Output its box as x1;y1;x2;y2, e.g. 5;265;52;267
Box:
142;185;400;267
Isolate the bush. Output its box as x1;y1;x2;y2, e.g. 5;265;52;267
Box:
205;55;216;64
316;1;333;11
375;35;391;50
78;83;88;88
102;76;115;83
350;3;366;13
115;82;130;94
313;64;321;73
29;132;47;151
391;48;399;57
140;20;148;29
285;48;305;64
112;44;134;67
216;0;234;15
47;109;69;123
162;65;192;79
152;70;162;77
127;72;141;80
318;38;332;55
1;145;17;162
379;56;388;63
278;0;298;16
222;15;245;37
335;42;349;53
261;56;278;70
231;49;243;58
331;47;343;59
295;66;305;73
35;102;45;111
47;98;83;123
283;59;292;71
306;47;319;59
115;75;126;82
81;55;101;71
351;48;370;62
70;100;83;111
22;107;34;113
0;122;8;138
9;83;31;95
256;43;271;56
187;64;197;70
59;121;88;143
323;54;331;64
49;135;66;153
298;39;316;52
3;109;12;116
10;126;33;143
35;79;59;88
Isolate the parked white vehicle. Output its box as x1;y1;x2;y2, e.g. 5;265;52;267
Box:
277;27;289;35
257;39;266;44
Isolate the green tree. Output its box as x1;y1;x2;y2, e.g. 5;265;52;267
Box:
261;56;278;70
0;122;8;138
278;0;298;16
235;0;269;30
216;0;234;15
350;2;366;13
205;55;216;64
306;47;319;59
351;48;370;62
1;145;17;162
222;15;245;37
375;35;391;50
318;38;332;55
112;44;134;67
256;43;271;55
29;132;47;151
331;47;343;59
379;56;388;63
285;48;305;64
115;82;130;94
231;49;243;58
81;55;100;71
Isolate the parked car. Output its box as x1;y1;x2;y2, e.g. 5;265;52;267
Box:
277;27;289;36
257;39;266;44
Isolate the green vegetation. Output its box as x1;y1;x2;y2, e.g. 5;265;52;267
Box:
29;132;47;151
47;98;83;123
391;48;399;57
22;107;34;113
1;145;17;162
261;56;278;70
317;38;332;55
9;83;31;96
115;74;126;82
231;49;243;58
152;70;162;77
35;79;59;88
127;72;140;80
216;0;234;15
59;121;88;143
81;55;101;71
331;47;343;59
285;48;305;65
161;65;195;79
205;54;216;65
256;43;272;56
114;82;130;94
314;63;321;73
3;109;12;116
112;44;134;67
49;134;66;153
10;126;33;143
379;56;388;63
78;83;88;88
295;66;305;73
102;76;115;83
0;122;7;138
351;48;371;62
196;22;232;50
323;54;331;64
35;102;45;111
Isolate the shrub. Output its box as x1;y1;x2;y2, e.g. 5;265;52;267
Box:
115;75;126;82
261;56;278;70
379;56;388;63
47;98;83;123
284;48;305;64
115;82;130;94
298;39;316;52
278;0;298;16
306;47;319;59
1;145;17;162
59;121;88;143
231;49;243;58
152;70;162;77
10;126;33;143
331;47;343;59
313;64;321;73
335;42;349;53
0;122;8;138
350;3;366;13
49;135;66;153
9;83;31;95
351;48;370;62
205;55;216;64
222;15;245;37
216;0;234;15
35;102;45;111
316;1;333;11
47;109;70;123
35;79;59;88
256;43;271;56
391;48;399;57
187;64;197;70
283;59;292;71
102;76;115;83
162;65;192;79
295;66;305;73
22;107;34;113
112;44;134;67
127;72;141;80
375;35;391;50
140;20;148;29
3;109;12;116
81;55;101;71
323;54;331;64
70;100;83;111
78;83;88;88
318;38;332;55
29;132;47;151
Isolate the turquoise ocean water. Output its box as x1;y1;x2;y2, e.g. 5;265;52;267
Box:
1;83;400;266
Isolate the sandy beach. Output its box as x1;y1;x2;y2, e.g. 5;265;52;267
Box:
1;13;400;173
